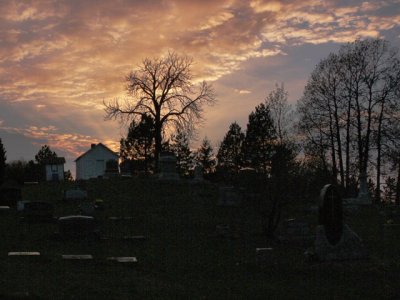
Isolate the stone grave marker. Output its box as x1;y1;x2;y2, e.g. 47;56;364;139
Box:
63;188;88;201
8;252;40;256
107;256;137;263
62;254;93;260
217;186;241;206
19;201;54;222
79;201;96;216
158;152;179;180
193;165;204;182
122;235;146;241
0;205;10;212
256;247;273;263
278;218;313;245
57;215;99;239
314;184;367;261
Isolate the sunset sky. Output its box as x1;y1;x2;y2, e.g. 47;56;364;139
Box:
1;0;400;174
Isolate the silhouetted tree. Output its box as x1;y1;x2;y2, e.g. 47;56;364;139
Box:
195;137;216;174
0;138;6;184
297;38;400;202
265;83;293;144
261;142;298;238
24;160;41;182
35;145;57;164
242;103;276;174
104;52;216;170
64;170;73;182
34;145;58;181
5;160;27;184
170;129;193;177
120;114;155;173
217;122;245;173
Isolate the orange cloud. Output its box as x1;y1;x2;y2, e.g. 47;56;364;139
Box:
0;0;398;159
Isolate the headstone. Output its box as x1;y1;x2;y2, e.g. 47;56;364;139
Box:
57;215;98;238
122;235;146;241
278;218;313;244
63;188;88;201
256;247;273;263
314;184;367;261
79;201;96;216
0;180;22;207
158;152;179;180
0;205;10;212
107;256;137;263
19;201;54;222
193;165;204;182
217;186;241;206
318;185;343;246
62;254;93;260
8;252;40;256
210;224;238;239
357;173;371;205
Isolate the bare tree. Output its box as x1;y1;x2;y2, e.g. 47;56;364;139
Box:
265;83;293;144
298;38;400;201
104;52;216;170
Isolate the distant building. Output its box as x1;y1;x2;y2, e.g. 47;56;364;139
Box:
75;143;119;180
43;157;66;181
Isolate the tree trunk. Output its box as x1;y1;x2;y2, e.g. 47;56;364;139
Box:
154;120;162;172
396;155;400;206
345;98;351;195
333;94;345;188
375;102;385;204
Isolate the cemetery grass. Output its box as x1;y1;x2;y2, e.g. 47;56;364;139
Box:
0;179;399;299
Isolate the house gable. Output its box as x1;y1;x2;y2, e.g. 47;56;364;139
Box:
75;143;118;180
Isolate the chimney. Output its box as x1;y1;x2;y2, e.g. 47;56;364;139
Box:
91;143;96;149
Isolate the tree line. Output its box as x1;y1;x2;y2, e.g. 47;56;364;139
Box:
0;142;72;184
108;38;400;206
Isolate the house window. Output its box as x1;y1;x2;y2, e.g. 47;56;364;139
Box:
51;165;58;172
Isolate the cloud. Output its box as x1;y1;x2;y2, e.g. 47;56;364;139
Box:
0;0;399;157
235;89;252;94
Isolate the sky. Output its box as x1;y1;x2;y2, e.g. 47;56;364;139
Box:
1;0;400;175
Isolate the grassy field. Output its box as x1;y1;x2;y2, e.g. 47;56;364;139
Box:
0;178;399;299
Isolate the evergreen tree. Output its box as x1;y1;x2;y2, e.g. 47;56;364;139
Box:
196;137;216;174
242;103;277;173
0;138;6;184
34;145;58;181
120;114;155;173
64;170;74;182
35;145;57;164
171;129;193;177
217;122;245;173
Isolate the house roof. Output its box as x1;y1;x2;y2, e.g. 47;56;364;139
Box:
75;143;118;162
43;157;66;165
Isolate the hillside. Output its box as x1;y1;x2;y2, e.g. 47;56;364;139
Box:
0;178;398;299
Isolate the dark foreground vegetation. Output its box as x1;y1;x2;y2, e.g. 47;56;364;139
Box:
0;178;399;299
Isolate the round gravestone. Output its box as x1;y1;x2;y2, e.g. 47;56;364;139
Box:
319;184;343;246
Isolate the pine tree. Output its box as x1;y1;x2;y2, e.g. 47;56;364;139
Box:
35;145;57;164
0;138;6;184
196;137;216;174
171;129;193;177
120;114;155;173
34;145;58;181
216;122;245;173
242;103;277;173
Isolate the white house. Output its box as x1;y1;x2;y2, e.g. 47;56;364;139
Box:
75;143;119;180
44;157;66;181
